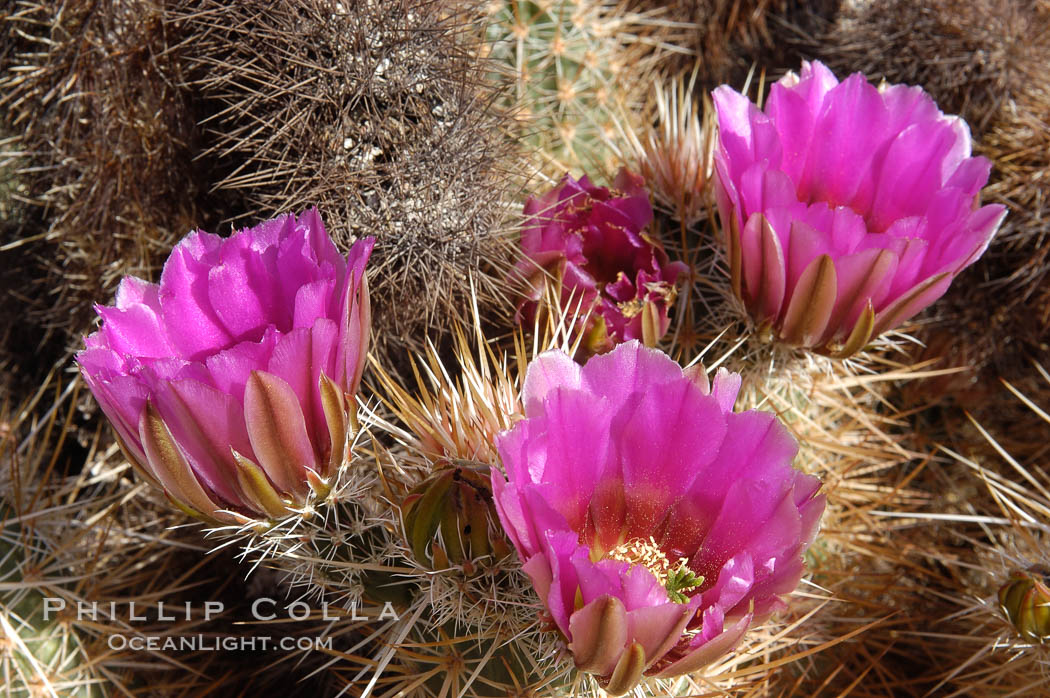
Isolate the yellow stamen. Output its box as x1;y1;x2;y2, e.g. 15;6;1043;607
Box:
606;536;680;586
605;537;703;604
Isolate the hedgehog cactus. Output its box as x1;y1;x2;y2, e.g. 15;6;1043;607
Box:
26;3;1045;693
0;390;107;698
0;375;266;697
483;0;663;174
69;186;897;696
170;0;521;374
927;366;1050;689
0;0;201;376
0;508;101;698
622;74;715;226
299;308;837;696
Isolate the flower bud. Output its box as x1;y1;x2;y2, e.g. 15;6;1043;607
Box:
401;464;510;572
999;567;1050;642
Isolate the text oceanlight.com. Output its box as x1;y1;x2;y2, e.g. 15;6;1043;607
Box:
107;635;334;652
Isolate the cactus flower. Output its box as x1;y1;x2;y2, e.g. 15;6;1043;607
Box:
515;170;687;355
77;210;373;524
491;341;825;693
712;60;1006;356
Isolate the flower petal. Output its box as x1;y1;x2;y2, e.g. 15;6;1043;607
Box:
740;213;787;322
158;231;234;359
824;248;898;344
779;254;837;346
208;233;284;339
580;340;684;406
94;299;176;359
804;73;890;213
150;378;254;509
138;402;227;520
872;272;953;336
613;379;727;539
869;119;970;231
652;611;753;678
243;370;317;497
569;595;629;677
521;349;583;415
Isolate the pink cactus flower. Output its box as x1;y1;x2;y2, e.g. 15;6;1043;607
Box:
713;60;1006;356
491;341;825;694
516;170;687;355
77;210;373;524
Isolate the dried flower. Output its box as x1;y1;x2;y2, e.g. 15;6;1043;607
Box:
491;341;825;693
515;170;687;355
712;60;1006;356
77;210;373;524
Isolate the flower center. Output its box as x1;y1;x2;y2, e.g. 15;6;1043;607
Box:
606;537;703;604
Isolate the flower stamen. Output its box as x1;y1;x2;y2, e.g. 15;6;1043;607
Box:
606;537;703;603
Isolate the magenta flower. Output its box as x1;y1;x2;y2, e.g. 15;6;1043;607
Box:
516;170;687;355
713;60;1006;356
77;210;373;524
491;341;825;694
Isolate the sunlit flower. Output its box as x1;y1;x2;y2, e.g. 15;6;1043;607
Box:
515;170;687;355
713;60;1006;356
492;341;825;693
78;210;373;524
